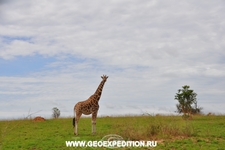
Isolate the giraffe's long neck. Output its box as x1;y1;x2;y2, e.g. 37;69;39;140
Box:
93;80;106;101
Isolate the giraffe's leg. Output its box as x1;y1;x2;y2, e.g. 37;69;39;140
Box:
74;113;82;135
92;120;96;134
92;112;97;134
75;120;78;135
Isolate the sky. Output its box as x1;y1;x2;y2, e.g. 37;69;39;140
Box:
0;0;225;119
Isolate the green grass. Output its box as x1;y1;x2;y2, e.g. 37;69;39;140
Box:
0;115;225;149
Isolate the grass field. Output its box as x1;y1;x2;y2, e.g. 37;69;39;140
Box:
0;115;225;150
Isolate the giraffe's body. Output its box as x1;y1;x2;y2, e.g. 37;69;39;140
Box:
73;75;108;135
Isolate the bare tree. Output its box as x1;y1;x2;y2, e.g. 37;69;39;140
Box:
52;107;60;118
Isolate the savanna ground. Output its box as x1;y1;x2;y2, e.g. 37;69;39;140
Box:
0;115;225;150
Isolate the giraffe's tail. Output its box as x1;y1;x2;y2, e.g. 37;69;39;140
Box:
73;110;76;127
72;117;75;127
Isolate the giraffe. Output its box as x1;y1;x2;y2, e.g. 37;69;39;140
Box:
73;75;108;135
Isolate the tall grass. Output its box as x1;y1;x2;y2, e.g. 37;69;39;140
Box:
107;115;195;141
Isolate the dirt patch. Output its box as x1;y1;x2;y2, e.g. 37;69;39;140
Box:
33;116;46;122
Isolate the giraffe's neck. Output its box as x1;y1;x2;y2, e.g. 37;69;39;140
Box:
93;80;106;101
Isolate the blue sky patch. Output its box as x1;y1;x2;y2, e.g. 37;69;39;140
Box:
1;36;33;44
0;55;56;76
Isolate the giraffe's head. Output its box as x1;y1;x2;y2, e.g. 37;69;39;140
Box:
101;75;108;81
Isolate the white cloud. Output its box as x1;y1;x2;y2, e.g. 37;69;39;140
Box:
0;0;225;118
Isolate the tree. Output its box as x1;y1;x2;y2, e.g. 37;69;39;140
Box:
175;85;202;118
52;107;60;118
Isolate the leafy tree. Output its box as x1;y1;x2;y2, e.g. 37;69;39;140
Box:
52;107;60;118
175;85;202;118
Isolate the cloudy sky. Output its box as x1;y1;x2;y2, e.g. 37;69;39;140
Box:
0;0;225;119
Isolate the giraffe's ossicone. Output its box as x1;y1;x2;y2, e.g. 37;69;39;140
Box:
73;75;108;135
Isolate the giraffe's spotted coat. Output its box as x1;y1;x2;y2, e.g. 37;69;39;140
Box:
73;75;108;135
